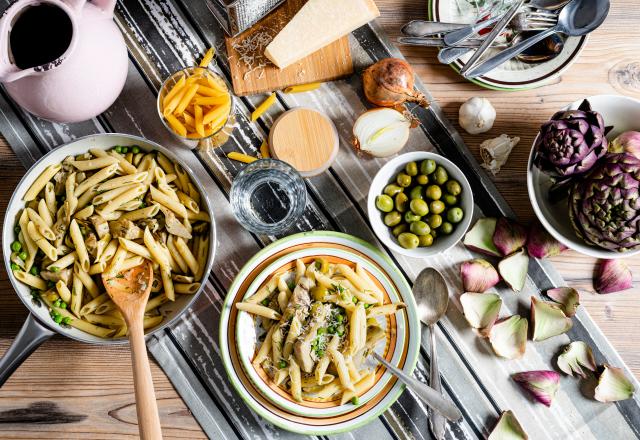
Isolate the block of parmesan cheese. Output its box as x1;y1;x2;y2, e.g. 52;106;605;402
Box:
264;0;380;69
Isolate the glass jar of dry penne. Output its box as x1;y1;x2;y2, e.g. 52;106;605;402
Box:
157;66;235;150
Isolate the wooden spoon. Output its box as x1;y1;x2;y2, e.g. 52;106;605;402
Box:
103;262;163;440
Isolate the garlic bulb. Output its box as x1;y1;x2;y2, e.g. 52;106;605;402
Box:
353;108;411;157
459;97;496;134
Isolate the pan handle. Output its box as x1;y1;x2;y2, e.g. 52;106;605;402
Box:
0;314;55;387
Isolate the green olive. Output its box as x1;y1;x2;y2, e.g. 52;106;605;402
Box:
447;207;464;224
404;211;421;223
409;220;430;236
416;174;428;185
425;185;442;200
396;172;412;188
392;224;408;237
434;166;448;185
446;180;462;196
410;199;429;216
418;234;434;247
428;214;443;229
440;222;454;235
384;211;402;227
409;186;424;200
398;232;419;249
420;159;436;175
405;161;418;176
375;195;394;212
384;184;403;197
431;229;438;239
443;194;457;206
395;192;409;212
429;200;445;215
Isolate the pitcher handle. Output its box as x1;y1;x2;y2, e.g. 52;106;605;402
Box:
0;314;55;387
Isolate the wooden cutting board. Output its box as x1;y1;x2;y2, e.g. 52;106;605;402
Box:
224;0;353;96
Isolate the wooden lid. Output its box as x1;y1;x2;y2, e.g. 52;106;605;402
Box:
268;108;339;177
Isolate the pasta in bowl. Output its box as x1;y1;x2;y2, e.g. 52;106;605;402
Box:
4;134;215;342
225;238;419;426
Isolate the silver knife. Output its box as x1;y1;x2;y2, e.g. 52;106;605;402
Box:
401;20;468;37
459;0;526;76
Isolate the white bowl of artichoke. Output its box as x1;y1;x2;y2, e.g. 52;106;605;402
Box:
527;94;640;259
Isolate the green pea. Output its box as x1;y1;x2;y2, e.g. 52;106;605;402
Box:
440;222;454;235
405;161;418;176
278;360;288;369
446;180;462;196
398;232;419;249
317;327;327;335
428;214;443;229
395;192;409;212
404;211;421;223
121;147;129;154
336;314;344;322
384;211;402;227
416;174;428;185
50;266;60;273
384;184;402;197
10;263;20;271
18;251;27;261
396;172;411;187
410;199;429;216
131;145;141;154
114;146;122;153
14;226;20;235
429;200;445;215
447;207;464;224
351;396;360;405
10;241;21;252
425;185;442;200
261;298;269;306
392;224;408;237
434;166;448;185
418;234;434;247
409;186;424;200
410;221;430;236
336;324;345;336
376;194;394;213
443;194;457;206
29;266;39;276
420;159;436;175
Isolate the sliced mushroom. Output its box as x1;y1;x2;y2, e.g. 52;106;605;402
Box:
109;218;143;240
40;268;72;285
137;218;160;234
90;215;110;239
84;232;98;258
157;205;191;239
294;302;330;373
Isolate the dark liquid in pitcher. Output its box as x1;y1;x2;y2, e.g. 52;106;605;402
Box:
10;4;73;69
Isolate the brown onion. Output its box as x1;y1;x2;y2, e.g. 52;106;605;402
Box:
362;58;429;108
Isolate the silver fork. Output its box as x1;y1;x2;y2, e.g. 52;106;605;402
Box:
443;8;558;45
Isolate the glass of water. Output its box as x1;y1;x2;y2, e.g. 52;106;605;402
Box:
230;159;307;235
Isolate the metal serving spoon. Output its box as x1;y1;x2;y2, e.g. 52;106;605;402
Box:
372;268;461;431
465;0;610;78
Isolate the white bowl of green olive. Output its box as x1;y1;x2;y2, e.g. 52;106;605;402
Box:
367;152;473;258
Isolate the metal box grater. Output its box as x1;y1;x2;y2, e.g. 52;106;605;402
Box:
207;0;287;37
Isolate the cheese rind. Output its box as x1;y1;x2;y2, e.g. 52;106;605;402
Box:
265;0;380;69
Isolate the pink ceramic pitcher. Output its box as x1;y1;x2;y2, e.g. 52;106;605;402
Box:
0;0;128;123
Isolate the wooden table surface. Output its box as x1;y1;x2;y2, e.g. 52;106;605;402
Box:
0;0;638;438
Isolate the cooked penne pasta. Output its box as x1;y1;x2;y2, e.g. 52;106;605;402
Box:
10;146;209;338
236;302;282;320
367;303;407;318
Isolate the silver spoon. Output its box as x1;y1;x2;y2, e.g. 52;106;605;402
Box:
465;0;610;78
416;267;450;440
371;267;461;427
436;32;565;65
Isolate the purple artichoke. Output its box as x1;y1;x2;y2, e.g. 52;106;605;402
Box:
569;153;640;252
534;100;608;177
